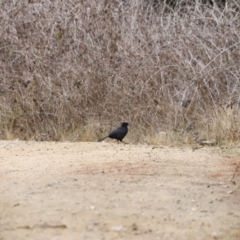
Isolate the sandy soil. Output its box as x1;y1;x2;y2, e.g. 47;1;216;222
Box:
0;140;239;240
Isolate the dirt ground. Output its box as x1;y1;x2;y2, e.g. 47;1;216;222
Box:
0;140;239;240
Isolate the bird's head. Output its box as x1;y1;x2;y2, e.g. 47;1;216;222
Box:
121;122;129;127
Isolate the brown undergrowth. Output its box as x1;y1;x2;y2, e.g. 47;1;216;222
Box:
0;1;240;144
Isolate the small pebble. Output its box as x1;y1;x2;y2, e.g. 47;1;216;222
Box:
110;225;123;231
132;223;138;231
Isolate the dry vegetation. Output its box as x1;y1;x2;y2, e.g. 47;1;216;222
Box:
0;0;240;144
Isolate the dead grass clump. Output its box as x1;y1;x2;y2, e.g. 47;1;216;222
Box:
0;1;240;144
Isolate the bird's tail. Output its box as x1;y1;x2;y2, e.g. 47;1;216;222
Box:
97;136;108;142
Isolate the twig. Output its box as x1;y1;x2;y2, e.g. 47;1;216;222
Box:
229;160;240;184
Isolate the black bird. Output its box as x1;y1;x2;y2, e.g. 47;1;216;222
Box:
97;122;129;144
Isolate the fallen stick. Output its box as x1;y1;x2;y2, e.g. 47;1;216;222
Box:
229;160;240;184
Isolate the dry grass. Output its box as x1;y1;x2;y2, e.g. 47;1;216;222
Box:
0;1;240;144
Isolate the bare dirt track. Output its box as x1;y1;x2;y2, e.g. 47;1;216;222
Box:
0;140;240;240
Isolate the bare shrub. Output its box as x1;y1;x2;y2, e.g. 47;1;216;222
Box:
0;0;240;144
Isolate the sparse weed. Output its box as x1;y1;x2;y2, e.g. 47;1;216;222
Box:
0;1;240;145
